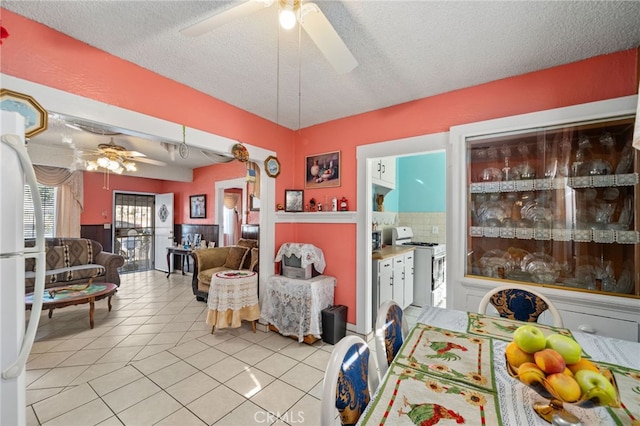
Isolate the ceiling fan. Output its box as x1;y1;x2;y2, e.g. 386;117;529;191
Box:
181;0;358;74
82;137;166;174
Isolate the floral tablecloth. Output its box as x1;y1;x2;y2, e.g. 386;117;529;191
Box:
358;306;640;425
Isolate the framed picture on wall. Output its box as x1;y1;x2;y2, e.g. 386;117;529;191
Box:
250;195;260;211
305;151;341;188
189;194;206;219
284;190;304;212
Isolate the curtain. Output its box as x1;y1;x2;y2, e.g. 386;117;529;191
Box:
248;161;261;199
223;193;240;245
33;166;84;237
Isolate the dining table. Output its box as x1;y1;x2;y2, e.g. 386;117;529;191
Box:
358;305;640;425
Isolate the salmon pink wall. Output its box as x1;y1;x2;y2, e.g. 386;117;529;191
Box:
82;172;164;224
161;161;247;224
2;9;638;325
293;49;638;323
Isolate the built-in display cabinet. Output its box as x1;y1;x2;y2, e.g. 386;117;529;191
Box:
449;96;640;342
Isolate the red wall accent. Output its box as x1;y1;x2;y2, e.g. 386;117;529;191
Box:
2;8;637;324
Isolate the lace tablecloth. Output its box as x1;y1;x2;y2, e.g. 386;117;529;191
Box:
260;274;335;342
274;243;326;273
206;270;259;330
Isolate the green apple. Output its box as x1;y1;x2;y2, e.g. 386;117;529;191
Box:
546;334;582;365
574;370;619;407
513;324;547;354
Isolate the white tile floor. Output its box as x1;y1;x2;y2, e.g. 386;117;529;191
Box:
24;270;423;426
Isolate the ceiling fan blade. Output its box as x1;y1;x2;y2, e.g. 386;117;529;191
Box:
201;150;233;164
134;157;168;166
181;0;274;37
120;150;146;158
300;2;358;74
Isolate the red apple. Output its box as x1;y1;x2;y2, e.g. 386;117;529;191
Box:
545;373;582;402
534;348;566;374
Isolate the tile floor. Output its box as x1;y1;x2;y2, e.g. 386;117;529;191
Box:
24;270;421;426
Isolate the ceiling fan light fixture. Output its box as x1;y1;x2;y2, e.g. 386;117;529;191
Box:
124;161;137;172
107;159;120;171
279;0;297;30
97;156;110;168
86;161;98;171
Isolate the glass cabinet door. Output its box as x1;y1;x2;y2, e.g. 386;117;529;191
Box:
464;115;638;298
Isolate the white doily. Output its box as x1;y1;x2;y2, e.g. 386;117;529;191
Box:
274;243;326;273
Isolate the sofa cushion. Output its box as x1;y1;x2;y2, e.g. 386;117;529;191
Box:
223;246;249;270
197;266;231;288
237;239;258;269
250;248;259;272
46;245;70;283
237;238;258;249
68;266;106;281
65;238;95;266
25;257;36;272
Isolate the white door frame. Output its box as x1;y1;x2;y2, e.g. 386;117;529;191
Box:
355;132;449;335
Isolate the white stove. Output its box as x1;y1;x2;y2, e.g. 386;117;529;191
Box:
392;226;446;308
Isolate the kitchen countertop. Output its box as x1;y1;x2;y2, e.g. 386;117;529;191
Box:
371;245;415;260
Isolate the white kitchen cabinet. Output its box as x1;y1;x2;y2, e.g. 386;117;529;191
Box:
403;252;415;308
372;157;396;189
372;258;393;323
448;96;640;341
392;255;405;308
373;249;415;321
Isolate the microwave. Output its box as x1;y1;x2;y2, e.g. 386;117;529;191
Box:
281;254;315;280
372;230;383;252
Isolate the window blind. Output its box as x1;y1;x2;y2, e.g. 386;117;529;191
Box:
24;184;56;238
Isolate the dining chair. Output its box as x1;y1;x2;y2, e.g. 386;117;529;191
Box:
321;335;379;426
478;284;564;327
374;300;409;380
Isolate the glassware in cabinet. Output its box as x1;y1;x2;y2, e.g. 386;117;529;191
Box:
464;115;638;298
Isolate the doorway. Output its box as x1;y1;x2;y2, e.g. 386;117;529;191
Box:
356;132;449;335
215;178;247;247
223;188;243;246
113;193;154;273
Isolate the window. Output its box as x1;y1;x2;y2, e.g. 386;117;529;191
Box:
24;184;56;238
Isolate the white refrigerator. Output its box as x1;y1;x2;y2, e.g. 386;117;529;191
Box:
0;110;46;425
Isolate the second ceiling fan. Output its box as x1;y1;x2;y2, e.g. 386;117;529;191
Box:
181;0;358;74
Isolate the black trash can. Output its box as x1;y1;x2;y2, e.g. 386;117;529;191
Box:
321;305;347;344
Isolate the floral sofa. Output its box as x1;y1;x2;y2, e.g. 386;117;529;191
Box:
25;238;124;293
191;238;259;301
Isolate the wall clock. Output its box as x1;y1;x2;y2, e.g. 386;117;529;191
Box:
264;155;280;178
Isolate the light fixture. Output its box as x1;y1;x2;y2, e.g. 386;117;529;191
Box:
279;0;297;30
85;152;137;189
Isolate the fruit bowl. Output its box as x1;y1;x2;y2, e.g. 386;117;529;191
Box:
505;356;621;423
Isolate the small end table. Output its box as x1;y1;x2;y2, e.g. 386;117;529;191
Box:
165;246;193;277
206;270;259;333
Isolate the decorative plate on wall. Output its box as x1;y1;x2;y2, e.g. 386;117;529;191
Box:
232;142;249;162
264;155;280;178
0;89;48;138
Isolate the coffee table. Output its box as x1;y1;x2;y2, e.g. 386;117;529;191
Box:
25;283;117;329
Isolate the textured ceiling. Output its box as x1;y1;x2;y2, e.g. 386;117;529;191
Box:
4;0;640;132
